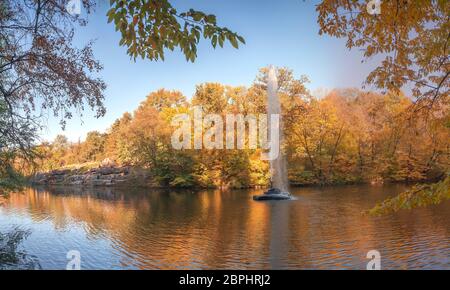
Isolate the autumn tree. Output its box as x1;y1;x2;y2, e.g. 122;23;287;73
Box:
25;67;450;194
0;0;106;128
316;1;449;211
81;131;106;162
0;100;34;194
144;89;187;111
288;96;346;184
317;0;449;107
1;0;244;194
122;90;195;186
104;112;133;163
0;0;106;195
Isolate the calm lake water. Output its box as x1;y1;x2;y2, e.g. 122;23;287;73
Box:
0;184;449;269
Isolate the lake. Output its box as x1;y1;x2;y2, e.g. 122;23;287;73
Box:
0;184;449;269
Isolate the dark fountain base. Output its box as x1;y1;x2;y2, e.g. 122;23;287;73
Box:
253;188;292;201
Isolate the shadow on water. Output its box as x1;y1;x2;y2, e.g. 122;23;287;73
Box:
268;201;290;269
0;227;41;270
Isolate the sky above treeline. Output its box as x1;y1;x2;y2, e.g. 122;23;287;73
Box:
40;0;382;142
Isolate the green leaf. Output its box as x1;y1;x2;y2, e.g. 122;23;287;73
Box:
107;9;115;23
108;0;242;62
229;35;238;49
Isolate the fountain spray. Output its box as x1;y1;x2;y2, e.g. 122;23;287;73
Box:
253;66;291;201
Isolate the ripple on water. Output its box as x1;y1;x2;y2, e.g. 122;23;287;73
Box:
0;185;449;269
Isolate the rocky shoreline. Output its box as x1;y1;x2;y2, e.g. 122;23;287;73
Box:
30;166;433;189
30;166;151;187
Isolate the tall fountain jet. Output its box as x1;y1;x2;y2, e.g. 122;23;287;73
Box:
253;66;291;201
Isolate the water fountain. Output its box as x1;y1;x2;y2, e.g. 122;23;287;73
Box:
253;66;291;201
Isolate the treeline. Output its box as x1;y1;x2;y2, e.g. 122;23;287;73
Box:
32;68;449;188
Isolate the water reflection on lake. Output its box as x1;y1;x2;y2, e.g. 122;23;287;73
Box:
0;184;449;269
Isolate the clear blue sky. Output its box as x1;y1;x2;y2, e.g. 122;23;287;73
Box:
40;0;380;142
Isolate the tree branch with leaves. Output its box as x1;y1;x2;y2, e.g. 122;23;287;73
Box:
316;0;449;109
107;0;245;62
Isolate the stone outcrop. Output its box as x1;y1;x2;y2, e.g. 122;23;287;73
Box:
30;166;148;187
